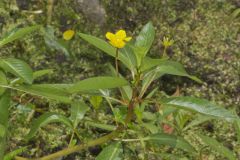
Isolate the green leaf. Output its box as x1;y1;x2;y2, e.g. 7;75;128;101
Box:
183;115;212;131
0;58;33;84
33;69;53;80
144;60;202;83
198;134;236;160
144;133;196;153
0;25;40;47
68;76;128;93
134;22;155;66
0;92;10;160
3;147;27;160
140;57;168;72
0;84;72;103
96;142;122;160
90;96;103;110
78;33;133;70
0;71;7;95
44;26;70;56
26;112;73;140
162;96;238;121
70;101;89;127
86;121;116;131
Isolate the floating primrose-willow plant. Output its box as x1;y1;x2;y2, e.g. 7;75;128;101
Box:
0;22;239;160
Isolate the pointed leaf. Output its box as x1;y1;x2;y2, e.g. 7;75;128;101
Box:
96;142;122;160
198;134;236;160
134;22;155;66
162;96;238;121
144;133;196;153
144;60;202;83
78;33;133;70
0;84;72;103
33;69;53;80
70;101;89;127
0;58;33;84
140;57;168;72
0;25;40;47
68;77;128;93
26;112;73;140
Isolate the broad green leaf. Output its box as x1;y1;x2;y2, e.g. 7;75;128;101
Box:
86;121;116;131
143;60;202;83
26;112;73;140
90;96;103;110
140;57;168;72
0;71;7;95
120;44;137;71
162;96;238;121
78;33;133;70
0;58;33;84
0;92;10;160
44;26;70;56
134;22;155;66
198;134;236;160
70;101;89;127
3;147;27;160
0;84;72;103
33;69;53;80
0;25;40;47
11;69;53;85
144;133;196;153
68;76;128;93
96;142;122;160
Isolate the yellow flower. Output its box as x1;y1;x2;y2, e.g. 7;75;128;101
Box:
63;29;75;40
162;36;174;47
106;30;132;48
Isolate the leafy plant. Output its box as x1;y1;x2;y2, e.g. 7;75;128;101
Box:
0;22;239;160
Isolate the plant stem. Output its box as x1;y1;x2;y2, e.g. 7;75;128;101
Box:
115;49;119;76
47;0;54;25
39;127;122;160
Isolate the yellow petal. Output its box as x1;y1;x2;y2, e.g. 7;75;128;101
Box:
106;32;115;40
115;30;126;40
63;30;75;40
124;37;132;42
116;40;125;48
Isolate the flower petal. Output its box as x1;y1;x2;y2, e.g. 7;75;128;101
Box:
106;32;115;40
124;37;132;42
63;30;75;40
116;30;126;39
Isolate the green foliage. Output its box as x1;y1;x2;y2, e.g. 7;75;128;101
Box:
96;142;122;160
68;76;128;93
162;96;238;121
145;133;196;153
134;22;155;66
198;134;236;160
0;4;239;158
26;112;73;140
0;25;40;47
0;92;10;160
0;58;33;84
